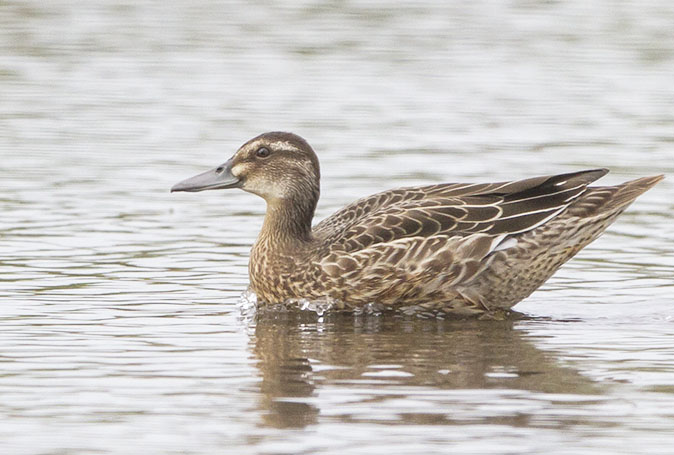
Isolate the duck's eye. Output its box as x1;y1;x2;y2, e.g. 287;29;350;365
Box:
256;147;270;158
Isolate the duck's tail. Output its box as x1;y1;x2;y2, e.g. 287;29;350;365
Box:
473;173;663;311
567;174;664;218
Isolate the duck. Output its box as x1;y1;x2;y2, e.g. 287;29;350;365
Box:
171;132;663;317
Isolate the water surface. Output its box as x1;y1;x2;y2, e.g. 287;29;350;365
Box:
1;1;674;454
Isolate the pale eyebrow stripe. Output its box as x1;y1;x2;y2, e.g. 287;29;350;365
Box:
270;141;302;153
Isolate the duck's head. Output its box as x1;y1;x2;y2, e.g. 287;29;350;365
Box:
171;132;320;203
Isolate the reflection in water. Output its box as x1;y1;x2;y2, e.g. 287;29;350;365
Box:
251;313;601;429
2;0;674;452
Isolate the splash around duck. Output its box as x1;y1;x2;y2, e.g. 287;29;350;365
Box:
172;132;663;317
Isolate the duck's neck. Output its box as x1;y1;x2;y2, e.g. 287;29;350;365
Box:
259;189;318;248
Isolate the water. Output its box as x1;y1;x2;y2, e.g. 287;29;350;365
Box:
1;1;674;453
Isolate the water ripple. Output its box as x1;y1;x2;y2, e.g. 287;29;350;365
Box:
2;1;674;454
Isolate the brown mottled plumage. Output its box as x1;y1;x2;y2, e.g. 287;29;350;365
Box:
172;132;663;316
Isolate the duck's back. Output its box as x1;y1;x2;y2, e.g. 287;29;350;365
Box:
315;169;607;249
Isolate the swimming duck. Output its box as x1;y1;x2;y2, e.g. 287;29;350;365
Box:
172;132;662;316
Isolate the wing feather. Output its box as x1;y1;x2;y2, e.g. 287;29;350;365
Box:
314;169;608;254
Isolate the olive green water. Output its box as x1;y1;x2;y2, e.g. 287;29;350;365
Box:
1;1;674;454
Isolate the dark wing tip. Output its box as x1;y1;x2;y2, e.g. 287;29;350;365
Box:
548;168;609;187
589;168;610;179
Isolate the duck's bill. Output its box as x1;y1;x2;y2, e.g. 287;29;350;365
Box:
171;159;240;192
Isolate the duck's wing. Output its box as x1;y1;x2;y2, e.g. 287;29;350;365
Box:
314;169;609;254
